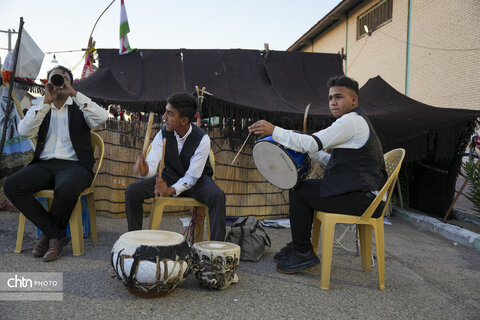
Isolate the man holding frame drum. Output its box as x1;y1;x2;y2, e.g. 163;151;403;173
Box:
248;75;387;273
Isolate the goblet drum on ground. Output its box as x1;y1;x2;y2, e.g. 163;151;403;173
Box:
111;230;192;297
192;241;240;290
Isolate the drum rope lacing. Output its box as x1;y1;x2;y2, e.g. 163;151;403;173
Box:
183;208;204;244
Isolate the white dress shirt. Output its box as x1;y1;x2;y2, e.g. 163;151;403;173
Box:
144;125;211;196
18;92;109;161
272;112;370;167
272;111;385;197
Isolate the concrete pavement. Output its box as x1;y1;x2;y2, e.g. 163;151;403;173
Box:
0;210;479;320
392;206;480;250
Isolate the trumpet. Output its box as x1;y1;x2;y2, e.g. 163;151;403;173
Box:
50;74;65;88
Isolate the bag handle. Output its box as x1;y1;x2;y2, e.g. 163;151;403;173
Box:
251;221;272;247
264;230;271;247
234;216;248;227
238;224;245;247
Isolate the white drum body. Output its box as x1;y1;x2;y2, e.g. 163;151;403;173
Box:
192;241;240;290
253;136;310;189
111;230;192;297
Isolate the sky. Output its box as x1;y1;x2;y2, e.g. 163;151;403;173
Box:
0;0;341;80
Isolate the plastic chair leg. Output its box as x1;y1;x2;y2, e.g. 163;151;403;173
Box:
359;224;373;272
69;199;85;256
320;219;336;290
374;219;386;290
150;200;166;230
86;193;97;242
311;217;321;255
205;213;210;241
15;213;27;253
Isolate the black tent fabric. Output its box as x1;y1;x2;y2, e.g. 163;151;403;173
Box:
74;49;343;128
74;48;480;216
359;76;479;161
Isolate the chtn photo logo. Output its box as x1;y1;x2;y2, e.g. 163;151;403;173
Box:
0;272;63;301
7;274;58;288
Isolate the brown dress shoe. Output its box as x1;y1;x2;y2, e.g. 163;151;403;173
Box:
32;234;49;257
42;238;63;262
59;237;71;248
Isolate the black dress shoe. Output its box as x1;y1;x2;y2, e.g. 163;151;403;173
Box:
273;242;294;263
276;247;320;274
32;234;49;257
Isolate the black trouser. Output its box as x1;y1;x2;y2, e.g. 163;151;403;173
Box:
4;159;93;239
289;179;385;251
125;174;226;241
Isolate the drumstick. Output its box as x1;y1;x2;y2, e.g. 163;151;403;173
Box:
142;112;155;156
196;86;207;127
303;103;311;134
158;138;167;175
230;132;252;166
155;138;167;199
195;86;201;127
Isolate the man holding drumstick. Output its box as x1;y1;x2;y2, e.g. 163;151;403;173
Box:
125;93;226;241
249;75;387;273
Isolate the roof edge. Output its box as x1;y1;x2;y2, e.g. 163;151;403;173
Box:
288;0;364;52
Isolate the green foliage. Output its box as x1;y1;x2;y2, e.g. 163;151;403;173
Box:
462;160;480;213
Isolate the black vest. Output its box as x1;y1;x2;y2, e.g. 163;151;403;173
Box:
32;101;94;173
320;107;387;197
160;125;213;186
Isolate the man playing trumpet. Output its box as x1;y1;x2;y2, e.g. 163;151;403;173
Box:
4;66;109;261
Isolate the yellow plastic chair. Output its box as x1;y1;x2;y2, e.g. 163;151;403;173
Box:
15;131;104;256
148;147;214;243
310;148;405;290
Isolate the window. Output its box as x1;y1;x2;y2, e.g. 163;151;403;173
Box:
357;0;393;38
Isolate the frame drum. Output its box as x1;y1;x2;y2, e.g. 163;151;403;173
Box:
253;136;310;189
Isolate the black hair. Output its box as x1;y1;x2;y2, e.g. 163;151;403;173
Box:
167;93;197;122
47;65;74;85
327;75;359;95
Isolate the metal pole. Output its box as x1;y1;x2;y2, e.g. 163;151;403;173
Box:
0;18;24;165
8;29;12;51
0;29;16;51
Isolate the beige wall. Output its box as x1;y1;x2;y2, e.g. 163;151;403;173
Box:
300;0;480;110
345;0;408;92
408;0;480;109
304;20;348;72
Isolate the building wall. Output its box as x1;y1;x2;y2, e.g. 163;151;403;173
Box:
345;0;408;93
303;20;348;72
408;0;480;109
300;0;480;110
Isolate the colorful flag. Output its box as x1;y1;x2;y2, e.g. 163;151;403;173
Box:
81;47;97;79
0;28;40;207
119;0;132;55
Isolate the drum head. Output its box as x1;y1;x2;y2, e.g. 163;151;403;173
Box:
113;230;185;256
193;241;240;252
253;140;299;189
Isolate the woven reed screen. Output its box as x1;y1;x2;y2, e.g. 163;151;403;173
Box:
93;119;324;220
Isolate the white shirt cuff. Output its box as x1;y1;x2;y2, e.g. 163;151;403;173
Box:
73;91;91;107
